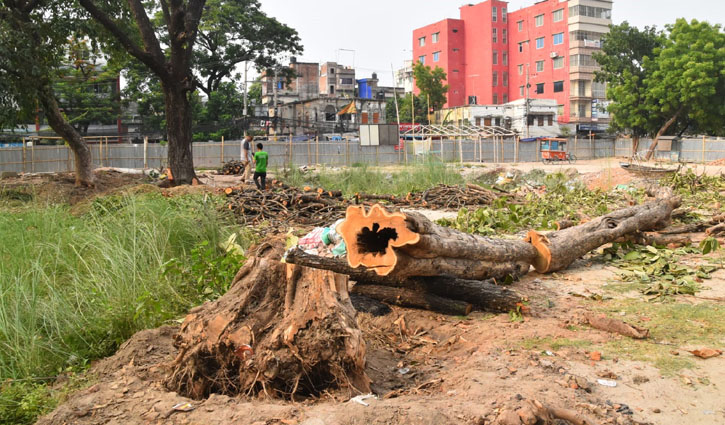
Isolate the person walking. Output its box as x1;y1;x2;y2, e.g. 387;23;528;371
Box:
253;142;268;190
242;135;254;183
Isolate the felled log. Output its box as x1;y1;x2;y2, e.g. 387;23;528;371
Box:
165;242;368;400
619;232;691;247
335;191;680;281
584;313;650;339
526;192;680;272
351;284;472;316
285;248;523;312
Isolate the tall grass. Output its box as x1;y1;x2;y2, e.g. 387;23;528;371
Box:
282;159;464;196
0;194;234;381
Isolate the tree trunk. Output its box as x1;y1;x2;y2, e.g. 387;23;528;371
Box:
166;243;368;400
644;108;683;160
37;82;94;187
526;191;680;273
285;248;524;313
351;284;472;316
632;135;640;157
162;81;198;185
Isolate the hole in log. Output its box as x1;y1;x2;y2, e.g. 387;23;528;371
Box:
356;223;399;256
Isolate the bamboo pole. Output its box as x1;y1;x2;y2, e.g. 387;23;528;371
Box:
316;136;319;165
288;134;293;165
307;136;311;166
702;135;706;164
67;144;71;172
143;136;148;169
31;138;35;172
22;138;26;173
515;136;520;163
98;139;103;167
221;136;225;166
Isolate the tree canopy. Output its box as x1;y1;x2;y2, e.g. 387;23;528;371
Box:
412;62;449;111
596;19;725;155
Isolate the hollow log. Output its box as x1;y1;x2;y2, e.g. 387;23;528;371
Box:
526;193;680;273
165;243;369;400
351;284;473;316
284;248;524;312
335;191;680;280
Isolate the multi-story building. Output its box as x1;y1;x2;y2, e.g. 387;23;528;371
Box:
412;0;611;131
319;62;356;97
395;60;415;93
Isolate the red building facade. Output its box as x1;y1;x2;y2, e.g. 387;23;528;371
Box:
413;0;612;129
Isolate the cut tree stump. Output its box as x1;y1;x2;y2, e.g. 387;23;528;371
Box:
285;248;524;313
165;242;369;400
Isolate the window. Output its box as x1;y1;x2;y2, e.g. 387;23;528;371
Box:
518;64;523;75
570;30;603;47
553;9;564;22
536;37;544;49
518;43;524;53
553;32;564;45
493;28;497;43
418;37;426;47
554;81;564;92
493;93;498;104
432;32;440;43
571;54;596;67
536;60;544;72
517;21;523;32
492;6;497;22
340;78;353;85
535;14;544;27
493;51;498;65
330;68;335;74
503;29;507;44
493;71;498;87
452;48;460;52
468;95;478;105
538;116;544;126
548;116;553;126
452;28;459;33
579;103;587;118
592;81;606;97
553;57;564;69
418;55;426;64
503;94;509;103
519;86;525;96
433;51;440;62
329;85;335;95
503;52;508;66
569;5;611;19
503;72;508;87
502;8;507;22
536;83;544;94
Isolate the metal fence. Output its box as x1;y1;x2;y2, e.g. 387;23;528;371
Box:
2;136;724;174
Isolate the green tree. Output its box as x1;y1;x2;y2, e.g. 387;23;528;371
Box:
78;0;300;184
594;22;664;154
195;0;302;97
55;39;122;136
0;1;94;186
413;62;449;111
642;19;725;157
385;94;429;124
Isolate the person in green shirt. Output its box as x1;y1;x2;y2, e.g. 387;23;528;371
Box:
253;142;268;190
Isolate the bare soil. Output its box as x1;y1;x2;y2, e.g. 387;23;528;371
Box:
17;162;725;424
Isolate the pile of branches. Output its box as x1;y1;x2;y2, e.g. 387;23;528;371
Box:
354;183;513;210
220;160;246;175
223;181;347;226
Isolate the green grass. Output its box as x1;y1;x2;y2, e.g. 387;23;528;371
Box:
0;193;246;423
280;159;465;197
592;300;725;375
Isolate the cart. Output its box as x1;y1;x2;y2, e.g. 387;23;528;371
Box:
540;138;576;164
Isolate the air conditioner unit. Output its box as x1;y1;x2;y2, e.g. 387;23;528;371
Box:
550;52;559;58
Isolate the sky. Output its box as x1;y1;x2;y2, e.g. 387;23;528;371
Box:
257;0;725;86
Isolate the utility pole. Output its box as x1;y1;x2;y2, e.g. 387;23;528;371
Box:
243;62;249;137
273;68;278;135
391;64;401;126
525;64;530;138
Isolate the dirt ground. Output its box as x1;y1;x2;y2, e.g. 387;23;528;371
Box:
36;256;725;425
7;161;724;425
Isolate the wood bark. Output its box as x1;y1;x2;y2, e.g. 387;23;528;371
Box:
352;284;472;316
526;193;681;273
37;82;94;187
285;248;523;313
166;242;368;400
79;0;204;185
644;107;683;160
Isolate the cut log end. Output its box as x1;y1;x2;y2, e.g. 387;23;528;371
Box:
525;231;552;273
338;205;420;276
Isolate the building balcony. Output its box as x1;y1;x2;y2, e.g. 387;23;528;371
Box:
570;94;592;101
